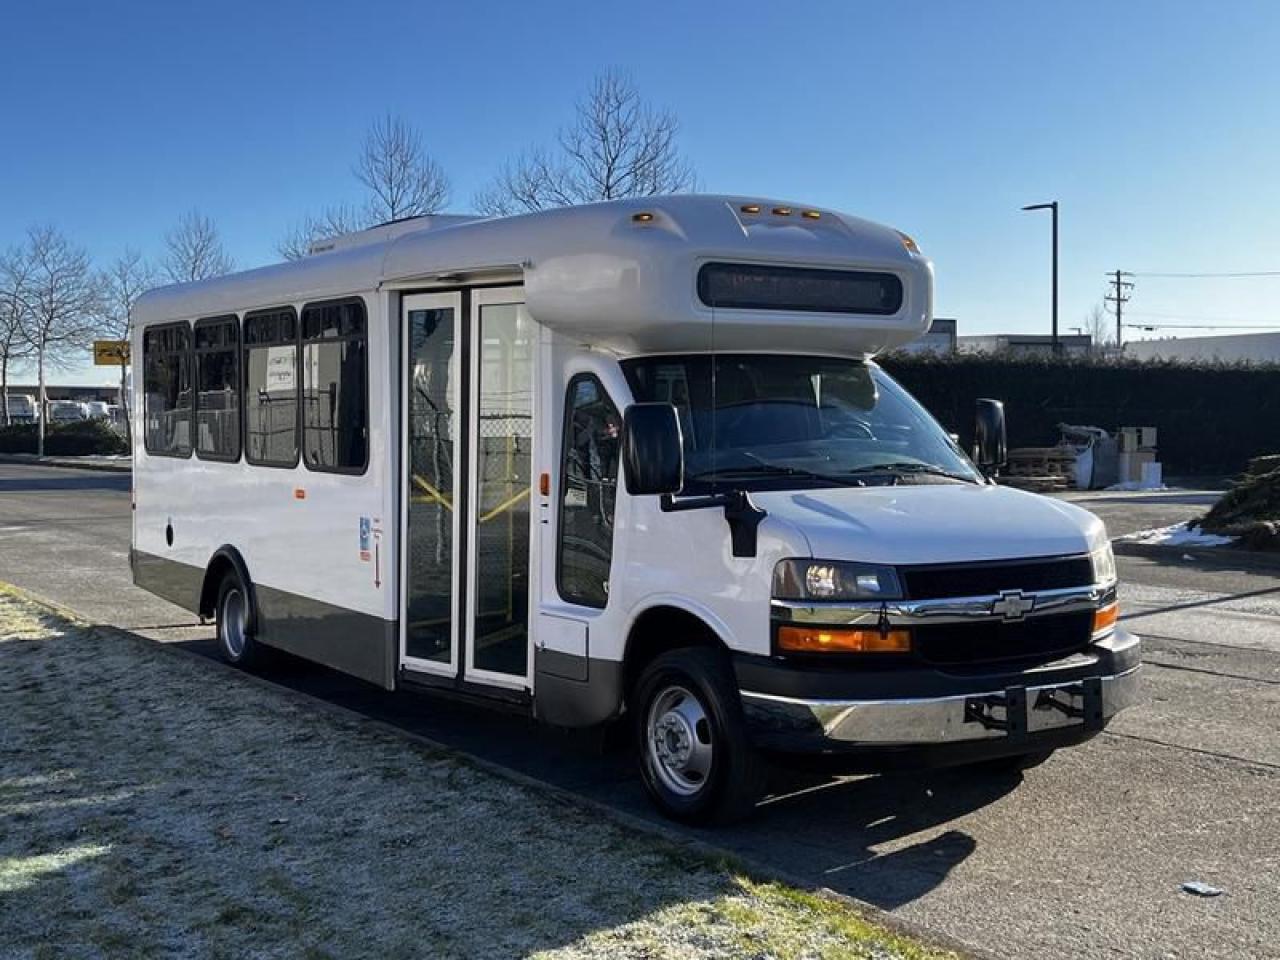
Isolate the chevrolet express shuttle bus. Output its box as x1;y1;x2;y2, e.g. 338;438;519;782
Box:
131;196;1140;823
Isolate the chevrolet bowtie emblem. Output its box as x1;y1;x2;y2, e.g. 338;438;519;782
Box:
992;589;1035;621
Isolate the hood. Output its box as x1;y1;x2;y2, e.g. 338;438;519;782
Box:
753;483;1106;565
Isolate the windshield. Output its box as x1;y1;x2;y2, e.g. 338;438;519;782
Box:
622;354;983;491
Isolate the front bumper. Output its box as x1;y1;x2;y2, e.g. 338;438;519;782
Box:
736;628;1141;763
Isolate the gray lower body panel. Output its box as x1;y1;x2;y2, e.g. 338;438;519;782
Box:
132;549;397;690
533;648;623;728
131;547;203;615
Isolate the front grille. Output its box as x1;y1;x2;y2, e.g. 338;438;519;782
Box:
901;555;1093;600
913;612;1094;668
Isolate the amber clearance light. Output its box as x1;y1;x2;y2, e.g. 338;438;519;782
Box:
1092;602;1119;637
777;625;911;654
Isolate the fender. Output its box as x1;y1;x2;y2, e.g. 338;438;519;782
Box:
201;545;260;635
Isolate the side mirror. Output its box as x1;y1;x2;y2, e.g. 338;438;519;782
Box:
974;398;1007;473
622;402;684;496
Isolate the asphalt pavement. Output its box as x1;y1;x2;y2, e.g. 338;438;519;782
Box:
1;462;1277;959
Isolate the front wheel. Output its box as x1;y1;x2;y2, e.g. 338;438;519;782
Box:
633;647;764;825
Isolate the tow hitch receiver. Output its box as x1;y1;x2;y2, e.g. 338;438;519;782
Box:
964;677;1106;738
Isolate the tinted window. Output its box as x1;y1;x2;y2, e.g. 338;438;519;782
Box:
194;316;240;460
243;308;299;467
697;262;903;315
301;299;368;472
558;375;622;608
143;323;192;457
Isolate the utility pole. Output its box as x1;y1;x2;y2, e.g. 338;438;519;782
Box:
1105;270;1134;352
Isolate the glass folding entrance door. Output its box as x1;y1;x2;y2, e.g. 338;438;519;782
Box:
401;289;534;690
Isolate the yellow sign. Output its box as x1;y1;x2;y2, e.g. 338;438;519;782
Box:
94;340;130;366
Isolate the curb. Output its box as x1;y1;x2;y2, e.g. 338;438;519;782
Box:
1;580;990;960
1113;539;1280;573
0;454;131;474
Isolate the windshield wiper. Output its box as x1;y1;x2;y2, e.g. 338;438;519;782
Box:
687;463;858;487
844;462;978;484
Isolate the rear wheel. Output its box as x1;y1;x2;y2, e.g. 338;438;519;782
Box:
633;647;764;825
215;573;261;668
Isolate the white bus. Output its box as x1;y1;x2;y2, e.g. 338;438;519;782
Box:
132;196;1140;822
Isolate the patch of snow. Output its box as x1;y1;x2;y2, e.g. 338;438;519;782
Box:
1105;481;1169;492
1117;522;1235;548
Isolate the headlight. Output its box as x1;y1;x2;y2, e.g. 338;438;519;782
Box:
772;559;902;601
1090;543;1117;586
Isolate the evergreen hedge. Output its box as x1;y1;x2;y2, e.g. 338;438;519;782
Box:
0;420;129;457
878;352;1280;475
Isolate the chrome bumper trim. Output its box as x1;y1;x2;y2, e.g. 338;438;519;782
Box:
740;665;1141;746
772;583;1109;627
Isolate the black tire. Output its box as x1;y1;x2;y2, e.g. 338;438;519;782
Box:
633;647;765;825
214;572;261;669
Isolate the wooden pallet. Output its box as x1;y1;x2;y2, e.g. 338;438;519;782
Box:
1006;446;1078;479
1000;474;1072;492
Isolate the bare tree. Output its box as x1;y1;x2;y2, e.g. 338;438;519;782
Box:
163;209;234;283
476;71;697;216
278;116;450;260
277;203;364;261
355;114;451;223
1084;303;1111;352
0;246;35;426
99;248;157;444
19;226;102;456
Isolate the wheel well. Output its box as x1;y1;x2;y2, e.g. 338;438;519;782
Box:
623;606;728;700
198;548;255;629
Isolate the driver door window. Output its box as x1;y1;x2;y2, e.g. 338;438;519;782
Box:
557;375;621;608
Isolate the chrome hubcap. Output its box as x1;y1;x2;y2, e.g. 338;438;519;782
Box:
646;685;714;797
221;588;247;658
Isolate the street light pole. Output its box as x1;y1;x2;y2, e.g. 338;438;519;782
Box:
1022;201;1059;355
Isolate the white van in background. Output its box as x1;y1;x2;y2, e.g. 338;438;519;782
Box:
48;400;89;423
4;394;37;423
131;196;1141;823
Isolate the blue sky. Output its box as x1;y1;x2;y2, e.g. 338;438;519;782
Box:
3;0;1278;383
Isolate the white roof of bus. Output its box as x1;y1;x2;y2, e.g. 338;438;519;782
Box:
136;195;933;356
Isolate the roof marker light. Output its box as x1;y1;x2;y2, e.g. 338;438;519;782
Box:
802;210;821;220
897;231;921;254
740;204;761;214
772;206;792;216
632;212;655;223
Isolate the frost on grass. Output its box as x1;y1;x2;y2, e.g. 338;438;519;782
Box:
0;595;956;960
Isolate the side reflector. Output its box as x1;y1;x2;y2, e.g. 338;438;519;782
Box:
294;488;306;500
539;472;550;496
777;625;911;654
1093;602;1119;636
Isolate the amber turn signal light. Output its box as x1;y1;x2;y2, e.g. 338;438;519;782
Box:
777;625;911;654
1092;602;1119;636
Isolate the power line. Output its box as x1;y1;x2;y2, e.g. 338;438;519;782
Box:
1128;309;1278;324
1128;270;1280;279
1124;321;1280;331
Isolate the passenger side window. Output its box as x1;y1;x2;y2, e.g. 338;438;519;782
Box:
557;375;622;608
143;322;192;457
243;307;299;467
301;298;368;472
194;316;241;461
